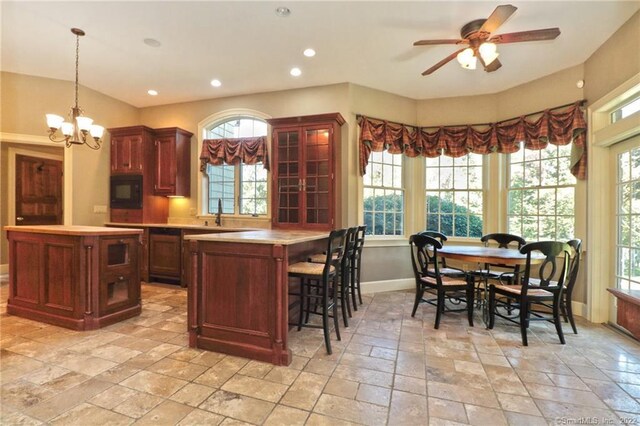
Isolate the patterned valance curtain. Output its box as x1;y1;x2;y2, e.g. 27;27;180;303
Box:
200;136;270;171
358;101;587;180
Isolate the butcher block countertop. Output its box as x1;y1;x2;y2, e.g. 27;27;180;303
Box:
183;229;328;245
104;222;258;232
4;225;143;236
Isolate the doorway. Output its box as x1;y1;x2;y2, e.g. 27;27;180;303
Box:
8;147;64;226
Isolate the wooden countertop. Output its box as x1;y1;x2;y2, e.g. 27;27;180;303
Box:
4;225;143;236
183;229;328;245
105;222;259;232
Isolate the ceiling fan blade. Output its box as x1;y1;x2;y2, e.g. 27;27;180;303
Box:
422;48;465;76
489;28;561;44
484;58;502;72
413;39;465;46
479;4;517;35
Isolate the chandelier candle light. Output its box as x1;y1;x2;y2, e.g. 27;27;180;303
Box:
46;28;105;150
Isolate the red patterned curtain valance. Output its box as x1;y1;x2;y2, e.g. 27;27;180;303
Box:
358;101;587;180
200;136;270;171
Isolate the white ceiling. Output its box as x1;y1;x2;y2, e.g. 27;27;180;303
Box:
2;1;639;108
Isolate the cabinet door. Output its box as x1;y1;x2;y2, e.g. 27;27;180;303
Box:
273;128;302;226
99;236;140;316
154;136;177;194
303;125;333;228
149;233;181;279
111;135;144;174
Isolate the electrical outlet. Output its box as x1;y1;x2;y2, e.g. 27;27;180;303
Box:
93;205;107;213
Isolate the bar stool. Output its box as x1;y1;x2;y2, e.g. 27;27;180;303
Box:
351;225;366;309
288;228;347;354
309;227;357;326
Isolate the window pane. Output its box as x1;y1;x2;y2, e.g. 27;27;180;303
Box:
364;154;404;236
205;117;268;216
425;154;483;238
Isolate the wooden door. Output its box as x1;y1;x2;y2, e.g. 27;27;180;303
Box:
16;154;63;225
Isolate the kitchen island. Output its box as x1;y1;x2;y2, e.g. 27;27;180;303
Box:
5;225;143;330
183;230;328;365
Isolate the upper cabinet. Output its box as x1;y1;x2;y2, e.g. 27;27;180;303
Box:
110;126;154;174
267;113;344;231
153;127;193;197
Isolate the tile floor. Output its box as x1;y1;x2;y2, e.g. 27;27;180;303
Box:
2;281;640;425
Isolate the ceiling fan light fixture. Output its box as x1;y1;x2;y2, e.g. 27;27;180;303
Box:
456;48;476;70
479;42;499;65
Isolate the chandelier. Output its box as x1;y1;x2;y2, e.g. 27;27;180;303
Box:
45;28;104;150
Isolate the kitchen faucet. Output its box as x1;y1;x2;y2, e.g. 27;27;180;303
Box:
215;198;222;227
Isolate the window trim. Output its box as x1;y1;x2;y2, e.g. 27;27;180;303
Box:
197;109;272;220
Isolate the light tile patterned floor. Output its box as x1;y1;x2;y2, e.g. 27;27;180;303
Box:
2;282;640;425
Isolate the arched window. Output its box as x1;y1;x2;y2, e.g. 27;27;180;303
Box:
204;117;268;216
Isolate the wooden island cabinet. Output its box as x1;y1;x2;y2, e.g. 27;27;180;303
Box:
184;230;328;365
5;225;143;330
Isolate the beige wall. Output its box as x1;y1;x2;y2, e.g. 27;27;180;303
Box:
0;72;139;264
585;11;640;107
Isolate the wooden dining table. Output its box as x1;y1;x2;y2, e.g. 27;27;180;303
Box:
437;245;545;324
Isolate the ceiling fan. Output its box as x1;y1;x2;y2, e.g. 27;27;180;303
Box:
414;4;560;75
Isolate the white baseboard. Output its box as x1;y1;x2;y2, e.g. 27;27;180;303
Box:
361;278;414;294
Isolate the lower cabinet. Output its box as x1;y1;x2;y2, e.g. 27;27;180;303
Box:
149;228;182;282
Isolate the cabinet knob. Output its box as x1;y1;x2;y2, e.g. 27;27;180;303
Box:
16;216;24;222
118;239;125;244
118;276;125;281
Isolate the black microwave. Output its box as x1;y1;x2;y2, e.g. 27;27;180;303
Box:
110;175;143;209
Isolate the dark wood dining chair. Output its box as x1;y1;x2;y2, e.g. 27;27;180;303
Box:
419;230;466;278
351;225;366;309
528;239;582;334
471;233;527;283
288;228;347;354
487;241;571;346
409;233;475;329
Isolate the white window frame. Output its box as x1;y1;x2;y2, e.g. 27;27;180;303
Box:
197;109;272;221
362;151;405;237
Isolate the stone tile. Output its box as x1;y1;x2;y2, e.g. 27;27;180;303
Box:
495;392;541;416
263;366;300;385
324;377;359;399
89;384;138;409
280;372;328;410
135;400;194;425
194;357;248;388
112;391;164;418
428;397;467;423
24;379;112;421
583;378;640;413
263;405;310;425
534;399;619;423
314;393;388;425
428;382;500;409
465;403;508;426
146;357;208;381
95;364;140;384
170;382;216;407
388;389;427;425
177;409;225;426
304;358;338;376
49;402;132;426
370;346;398;361
503;411;548;426
393;374;427;395
199;390;275;424
332;364;394;388
121;370;188;397
221;374;289;403
356;383;391;406
339;352;395;373
524;382;608;409
1;380;57;410
238;360;273;378
22;365;70;385
305;413;360;425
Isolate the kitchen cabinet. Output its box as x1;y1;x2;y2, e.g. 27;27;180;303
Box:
153;127;193;196
110;126;154;174
267;113;344;231
5;226;142;330
149;228;182;282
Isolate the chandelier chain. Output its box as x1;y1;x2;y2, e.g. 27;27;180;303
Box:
75;31;80;109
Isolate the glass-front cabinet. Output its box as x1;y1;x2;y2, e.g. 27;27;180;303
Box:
268;113;344;230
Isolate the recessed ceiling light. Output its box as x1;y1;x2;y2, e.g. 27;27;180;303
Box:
290;67;301;77
210;79;222;87
303;48;316;57
143;38;161;48
275;6;291;17
147;89;158;96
